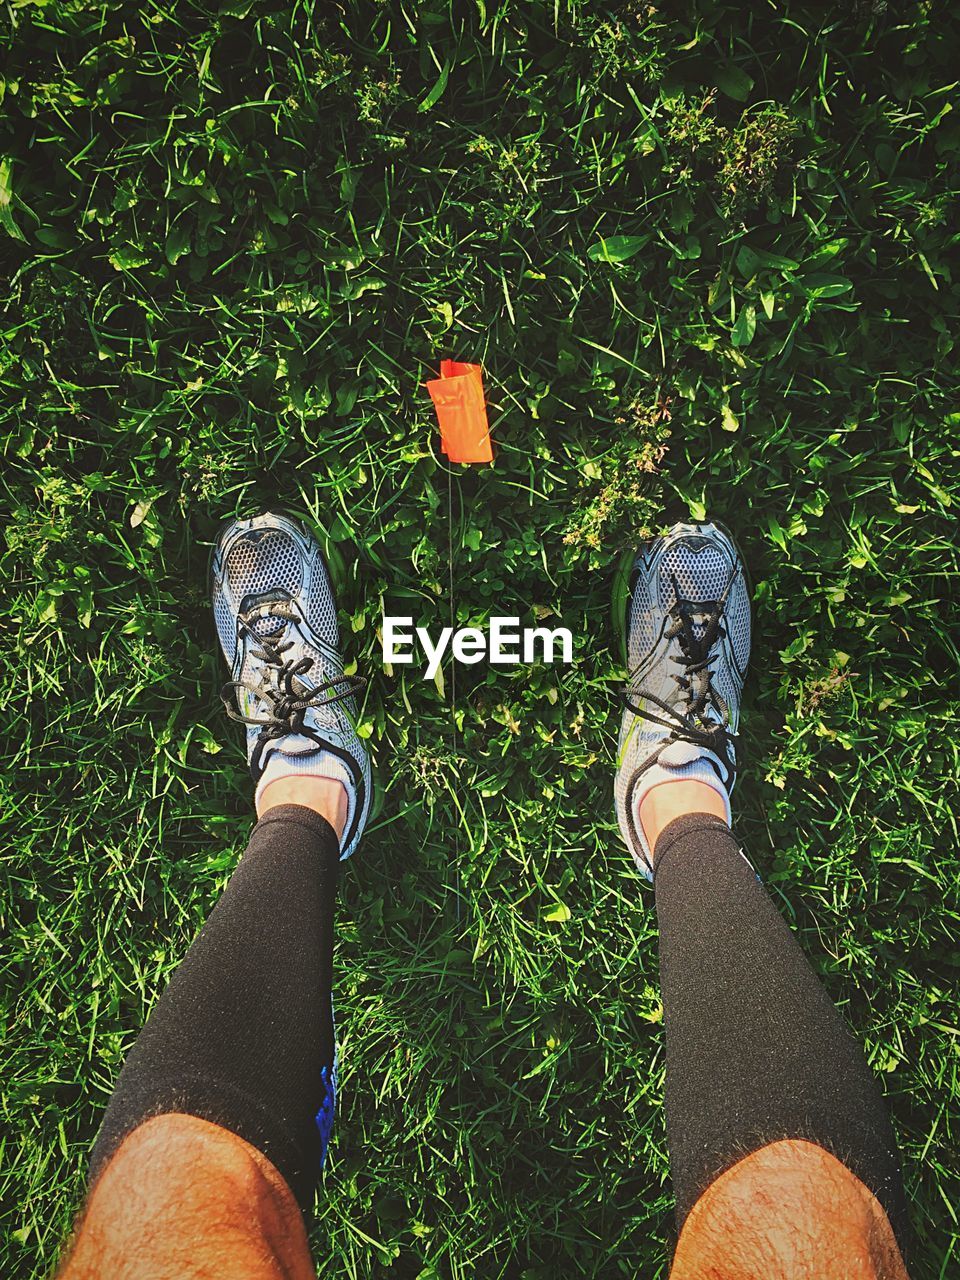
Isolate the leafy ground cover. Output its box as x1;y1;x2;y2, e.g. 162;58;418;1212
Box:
2;2;959;1276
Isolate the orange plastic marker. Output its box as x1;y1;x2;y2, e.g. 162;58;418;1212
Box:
425;359;494;463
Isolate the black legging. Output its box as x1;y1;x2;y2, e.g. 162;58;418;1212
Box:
89;804;339;1213
89;803;909;1251
654;812;908;1247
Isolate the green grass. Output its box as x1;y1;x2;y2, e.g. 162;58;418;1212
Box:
2;2;959;1276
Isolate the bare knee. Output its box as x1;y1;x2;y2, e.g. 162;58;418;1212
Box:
669;1139;909;1280
58;1114;313;1280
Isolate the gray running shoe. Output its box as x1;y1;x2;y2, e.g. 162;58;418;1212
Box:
211;512;370;859
614;522;751;877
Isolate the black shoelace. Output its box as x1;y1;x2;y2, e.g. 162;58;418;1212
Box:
221;605;366;742
620;569;737;778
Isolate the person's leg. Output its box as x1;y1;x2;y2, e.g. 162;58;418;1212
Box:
646;794;909;1279
614;523;910;1278
670;1136;908;1280
61;1108;312;1279
59;786;341;1280
60;514;371;1278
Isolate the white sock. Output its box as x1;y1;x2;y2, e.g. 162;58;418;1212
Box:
254;734;356;818
631;740;732;865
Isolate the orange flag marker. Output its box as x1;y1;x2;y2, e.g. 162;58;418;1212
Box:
425;359;494;463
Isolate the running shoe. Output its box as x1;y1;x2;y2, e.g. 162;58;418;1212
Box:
211;512;370;859
614;521;750;877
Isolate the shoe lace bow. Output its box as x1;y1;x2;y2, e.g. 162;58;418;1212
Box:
620;568;738;775
220;601;366;742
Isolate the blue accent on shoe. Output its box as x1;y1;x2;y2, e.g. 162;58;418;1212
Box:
315;1062;337;1167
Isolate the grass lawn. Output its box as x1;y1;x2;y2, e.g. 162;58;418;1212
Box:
2;2;959;1276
